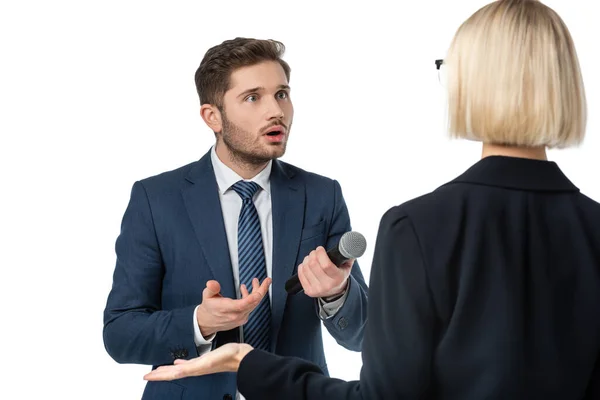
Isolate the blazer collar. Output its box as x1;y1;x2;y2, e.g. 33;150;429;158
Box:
446;155;579;192
268;158;303;351
182;150;237;299
185;149;213;184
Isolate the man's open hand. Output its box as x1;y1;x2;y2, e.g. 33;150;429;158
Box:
196;278;271;337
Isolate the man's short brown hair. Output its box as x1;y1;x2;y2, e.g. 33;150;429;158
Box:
194;37;291;108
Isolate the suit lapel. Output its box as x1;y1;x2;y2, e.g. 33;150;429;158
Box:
182;152;236;300
270;160;305;350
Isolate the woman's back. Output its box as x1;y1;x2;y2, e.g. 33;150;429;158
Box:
401;155;600;398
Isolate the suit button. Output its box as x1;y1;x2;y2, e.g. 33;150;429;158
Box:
338;317;348;330
223;394;233;400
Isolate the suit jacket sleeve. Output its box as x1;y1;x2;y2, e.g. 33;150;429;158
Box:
238;207;439;399
103;181;197;366
319;180;369;352
586;356;600;399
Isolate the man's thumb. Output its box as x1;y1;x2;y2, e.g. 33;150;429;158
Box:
341;259;355;270
204;280;221;298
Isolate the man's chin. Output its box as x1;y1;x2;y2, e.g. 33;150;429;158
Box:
239;150;285;165
262;143;286;159
268;148;286;160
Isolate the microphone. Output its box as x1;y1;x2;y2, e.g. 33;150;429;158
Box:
285;231;367;295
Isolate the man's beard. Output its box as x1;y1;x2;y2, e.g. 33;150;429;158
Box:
220;113;289;167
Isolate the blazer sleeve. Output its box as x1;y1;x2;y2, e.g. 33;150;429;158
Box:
238;207;439;399
320;179;369;352
585;355;599;399
103;181;198;366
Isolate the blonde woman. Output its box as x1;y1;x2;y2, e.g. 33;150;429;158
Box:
144;1;600;398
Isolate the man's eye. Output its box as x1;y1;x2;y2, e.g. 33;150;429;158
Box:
245;95;258;102
277;91;288;99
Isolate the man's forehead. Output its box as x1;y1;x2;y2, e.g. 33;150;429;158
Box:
228;62;288;92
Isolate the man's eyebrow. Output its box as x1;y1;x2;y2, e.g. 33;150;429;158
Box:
237;86;263;98
236;85;291;98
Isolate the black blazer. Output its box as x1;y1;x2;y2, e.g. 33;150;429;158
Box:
236;156;600;400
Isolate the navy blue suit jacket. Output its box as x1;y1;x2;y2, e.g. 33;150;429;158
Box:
103;150;369;399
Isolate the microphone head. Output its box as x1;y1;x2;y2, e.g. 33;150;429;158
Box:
338;231;367;259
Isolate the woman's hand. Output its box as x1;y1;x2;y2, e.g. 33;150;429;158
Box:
143;343;254;381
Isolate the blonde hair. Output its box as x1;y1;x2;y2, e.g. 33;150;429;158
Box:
445;0;587;148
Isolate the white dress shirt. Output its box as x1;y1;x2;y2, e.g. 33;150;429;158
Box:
192;146;348;399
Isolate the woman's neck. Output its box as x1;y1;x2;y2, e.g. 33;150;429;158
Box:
481;143;547;161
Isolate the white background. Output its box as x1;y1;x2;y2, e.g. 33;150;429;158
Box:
1;1;598;398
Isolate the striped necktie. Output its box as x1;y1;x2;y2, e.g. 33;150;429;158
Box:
231;180;271;351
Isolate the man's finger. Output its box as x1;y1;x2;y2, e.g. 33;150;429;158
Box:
203;280;222;298
302;261;322;293
258;277;272;294
297;264;312;294
340;259;355;271
248;277;272;302
240;284;249;298
144;365;184;381
230;290;262;313
235;279;261;310
204;294;251;314
308;251;336;282
315;247;340;279
220;278;272;314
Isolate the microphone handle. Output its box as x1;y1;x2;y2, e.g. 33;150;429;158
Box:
284;246;351;295
284;274;303;295
326;246;350;267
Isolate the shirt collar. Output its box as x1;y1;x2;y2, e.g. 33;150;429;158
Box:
210;145;272;195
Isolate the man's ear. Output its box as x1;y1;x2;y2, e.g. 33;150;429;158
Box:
200;104;223;134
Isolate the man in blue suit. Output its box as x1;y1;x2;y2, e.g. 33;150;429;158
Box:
103;37;369;400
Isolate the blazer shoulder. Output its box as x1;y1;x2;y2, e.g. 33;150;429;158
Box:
577;192;600;211
120;161;202;206
575;192;600;238
136;160;200;192
391;189;446;217
277;160;338;187
397;178;475;215
381;181;467;232
378;193;432;231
